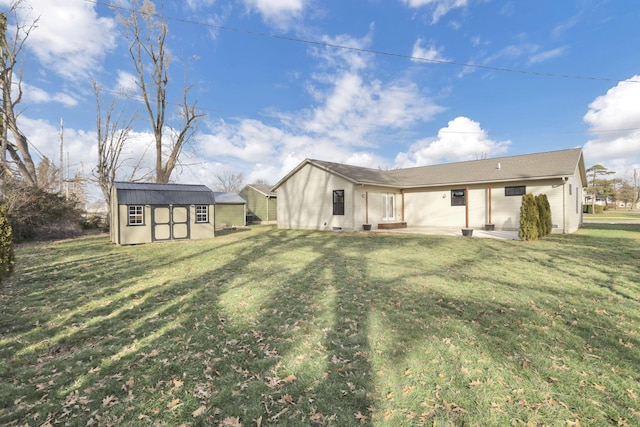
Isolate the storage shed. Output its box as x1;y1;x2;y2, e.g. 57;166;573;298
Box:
110;182;216;245
239;184;277;224
212;192;247;229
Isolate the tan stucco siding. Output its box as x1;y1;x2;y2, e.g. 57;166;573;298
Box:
191;204;216;240
277;164;356;230
565;169;584;233
357;187;401;226
404;187;468;228
403;179;578;232
116;204;153;245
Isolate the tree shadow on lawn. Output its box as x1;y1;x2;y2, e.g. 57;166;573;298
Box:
4;228;639;426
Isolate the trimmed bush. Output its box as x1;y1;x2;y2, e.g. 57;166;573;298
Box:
0;205;15;281
519;193;540;241
536;194;552;237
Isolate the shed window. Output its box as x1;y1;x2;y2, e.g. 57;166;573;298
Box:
195;205;209;223
128;205;144;225
333;190;345;215
505;186;526;196
451;189;465;206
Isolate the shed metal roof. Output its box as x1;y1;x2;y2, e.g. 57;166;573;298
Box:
213;192;247;204
113;182;216;205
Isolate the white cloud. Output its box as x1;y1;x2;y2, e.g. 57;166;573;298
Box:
186;0;217;9
21;83;78;107
411;38;448;63
394;116;511;167
114;71;139;94
242;0;305;28
483;42;566;67
528;47;567;65
188;27;444;181
3;0;116;80
583;76;640;172
400;0;469;24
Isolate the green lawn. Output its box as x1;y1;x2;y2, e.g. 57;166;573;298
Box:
1;225;639;426
584;209;640;222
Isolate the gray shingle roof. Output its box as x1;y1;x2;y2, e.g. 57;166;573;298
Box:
113;182;216;205
294;148;584;189
248;184;277;197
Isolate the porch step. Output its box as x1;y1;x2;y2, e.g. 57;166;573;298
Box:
378;222;408;230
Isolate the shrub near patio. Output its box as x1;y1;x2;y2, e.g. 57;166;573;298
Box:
1;225;639;426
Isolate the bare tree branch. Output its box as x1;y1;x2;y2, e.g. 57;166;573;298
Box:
93;82;138;207
0;2;39;186
116;0;205;184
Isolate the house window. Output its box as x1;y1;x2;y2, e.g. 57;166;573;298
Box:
333;190;345;215
505;186;526;196
451;189;465;206
128;205;144;225
195;205;209;223
382;193;395;221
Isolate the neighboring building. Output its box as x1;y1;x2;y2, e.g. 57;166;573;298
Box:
213;192;247;229
110;182;216;245
239;184;277;224
272;148;587;234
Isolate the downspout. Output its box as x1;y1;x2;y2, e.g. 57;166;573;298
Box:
465;185;470;228
562;177;567;234
266;195;269;223
401;189;405;222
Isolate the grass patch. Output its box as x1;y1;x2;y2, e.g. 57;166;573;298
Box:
1;225;640;426
584;209;640;221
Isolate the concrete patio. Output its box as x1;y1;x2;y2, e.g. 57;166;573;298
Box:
371;227;520;240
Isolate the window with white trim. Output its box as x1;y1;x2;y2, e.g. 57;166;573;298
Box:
128;205;144;225
195;205;209;223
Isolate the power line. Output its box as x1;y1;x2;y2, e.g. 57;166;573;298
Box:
87;0;639;85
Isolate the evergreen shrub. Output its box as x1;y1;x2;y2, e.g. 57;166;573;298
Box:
0;205;15;281
519;193;540;241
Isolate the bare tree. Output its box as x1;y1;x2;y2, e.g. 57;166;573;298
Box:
93;82;138;207
0;2;38;186
213;169;244;193
116;0;205;184
35;157;60;193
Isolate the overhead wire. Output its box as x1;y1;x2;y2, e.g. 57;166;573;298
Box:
86;0;640;84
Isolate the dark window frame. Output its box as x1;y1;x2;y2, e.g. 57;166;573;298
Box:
195;205;209;223
128;205;144;226
505;185;526;197
451;189;465;206
333;190;345;215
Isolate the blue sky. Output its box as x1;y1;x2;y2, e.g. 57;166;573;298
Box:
3;0;640;202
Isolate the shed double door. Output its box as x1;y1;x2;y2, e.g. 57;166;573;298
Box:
152;205;190;241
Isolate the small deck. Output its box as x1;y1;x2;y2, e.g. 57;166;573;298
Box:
377;222;408;230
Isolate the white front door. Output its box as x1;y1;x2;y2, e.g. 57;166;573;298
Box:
382;193;395;221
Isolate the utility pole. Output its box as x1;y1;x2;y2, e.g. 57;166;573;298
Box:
634;168;638;210
59;117;64;194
